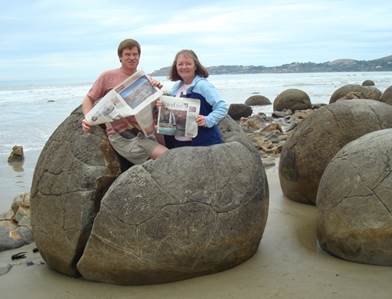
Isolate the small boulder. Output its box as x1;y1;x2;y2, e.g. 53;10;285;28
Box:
317;129;392;265
245;95;271;106
8;145;24;162
329;84;381;103
273;89;311;111
362;80;375;86
228;104;253;120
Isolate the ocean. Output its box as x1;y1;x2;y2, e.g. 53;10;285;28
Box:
0;71;391;211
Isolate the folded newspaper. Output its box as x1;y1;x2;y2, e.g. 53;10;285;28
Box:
85;70;162;135
157;95;201;138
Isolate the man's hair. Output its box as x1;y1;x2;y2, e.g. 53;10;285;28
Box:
117;39;141;57
169;49;209;81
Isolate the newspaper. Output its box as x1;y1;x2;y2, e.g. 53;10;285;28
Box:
84;70;162;128
157;95;200;138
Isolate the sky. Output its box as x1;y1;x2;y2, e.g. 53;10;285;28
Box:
1;0;392;81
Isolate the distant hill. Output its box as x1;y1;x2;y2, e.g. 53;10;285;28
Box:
150;55;392;76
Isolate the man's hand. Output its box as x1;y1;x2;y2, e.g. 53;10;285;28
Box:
196;115;206;127
150;78;163;89
82;119;92;133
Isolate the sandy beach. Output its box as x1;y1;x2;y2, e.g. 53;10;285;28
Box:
1;165;391;299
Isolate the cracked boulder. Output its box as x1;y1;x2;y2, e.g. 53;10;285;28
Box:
279;99;392;205
31;111;269;284
329;84;382;103
30;106;122;276
77;141;269;284
317;129;392;265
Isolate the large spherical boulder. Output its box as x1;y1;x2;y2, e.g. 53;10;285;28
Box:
77;141;269;284
31;111;269;284
30;107;122;276
245;95;271;106
317;129;392;265
381;85;392;105
329;84;381;103
279;99;392;205
273;89;311;111
228;103;253;120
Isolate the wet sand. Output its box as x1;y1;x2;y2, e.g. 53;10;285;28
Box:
1;166;392;299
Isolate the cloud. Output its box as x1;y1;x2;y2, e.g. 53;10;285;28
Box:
1;0;392;80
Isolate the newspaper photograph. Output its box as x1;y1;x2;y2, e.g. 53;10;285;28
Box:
85;70;162;126
157;95;200;138
134;104;155;136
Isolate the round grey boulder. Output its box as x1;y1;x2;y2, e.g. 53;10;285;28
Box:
329;84;381;103
245;95;271;106
273;89;311;111
362;79;375;86
77;141;269;284
317;129;392;265
380;85;392;105
31;106;122;276
279;99;392;205
228;103;253;120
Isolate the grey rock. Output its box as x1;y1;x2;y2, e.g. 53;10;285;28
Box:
30;106;122;276
228;104;253;120
77;142;269;284
317;129;392;265
219;115;258;154
279;99;392;205
245;95;271;106
362;79;375;86
311;103;327;109
272;109;293;118
329;84;382;103
8;145;24;162
273;89;311;112
380;85;392;105
0;263;12;276
16;226;33;244
0;227;25;251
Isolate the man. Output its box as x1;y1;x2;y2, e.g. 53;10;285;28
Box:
82;39;167;164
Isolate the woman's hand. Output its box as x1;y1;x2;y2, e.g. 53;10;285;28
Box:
196;115;206;127
82;119;92;133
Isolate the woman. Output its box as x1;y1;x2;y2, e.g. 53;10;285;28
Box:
164;49;228;148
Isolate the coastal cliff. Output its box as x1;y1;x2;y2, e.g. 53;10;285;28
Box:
151;55;392;76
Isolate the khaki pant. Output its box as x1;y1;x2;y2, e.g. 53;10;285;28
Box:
108;132;159;165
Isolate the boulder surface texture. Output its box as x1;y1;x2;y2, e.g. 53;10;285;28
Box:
329;84;381;103
30;107;122;276
273;88;311;111
279;99;392;205
317;129;392;265
31;111;269;284
381;85;392;105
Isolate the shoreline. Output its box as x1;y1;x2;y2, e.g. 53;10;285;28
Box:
1;166;391;298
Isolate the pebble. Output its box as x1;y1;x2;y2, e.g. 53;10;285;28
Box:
0;263;13;276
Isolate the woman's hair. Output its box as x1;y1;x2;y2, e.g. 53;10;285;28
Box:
117;39;141;57
169;49;209;81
